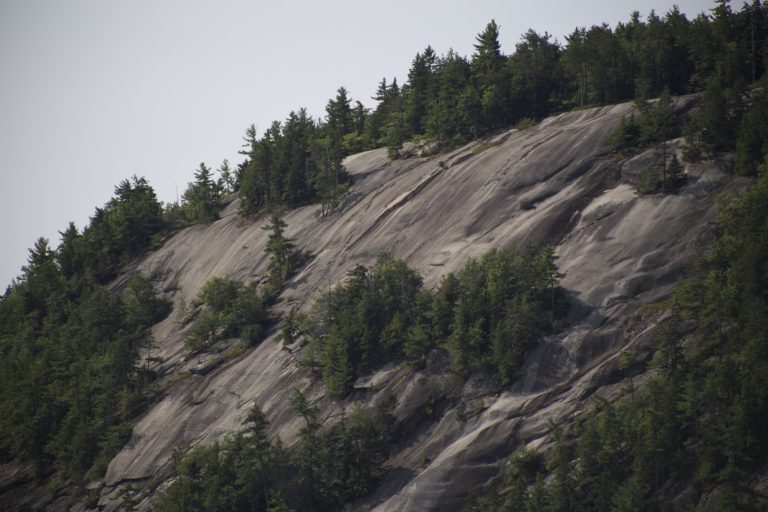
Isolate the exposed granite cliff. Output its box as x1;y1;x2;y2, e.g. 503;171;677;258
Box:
94;98;735;510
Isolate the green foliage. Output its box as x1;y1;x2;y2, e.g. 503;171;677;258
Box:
234;2;764;199
238;95;354;216
303;255;425;397
514;117;537;130
683;70;746;159
0;271;166;481
636;150;685;195
608;114;642;153
0;175;171;486
155;400;394;512
448;247;563;384
637;88;679;146
301;248;564;398
735;83;768;175
466;445;544;511
610;88;680;156
124;274;172;333
186;277;269;353
8;2;768;504
263;213;296;289
508;30;564;121
182;162;223;223
218;159;235;194
62;175;166;280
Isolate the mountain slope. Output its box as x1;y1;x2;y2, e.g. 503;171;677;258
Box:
99;98;734;510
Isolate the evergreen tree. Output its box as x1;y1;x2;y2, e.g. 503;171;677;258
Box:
218;159;234;194
263;213;295;289
183;162;221;223
683;71;744;157
325;86;354;144
638;87;679;146
508;29;562;121
562;27;589;107
425;50;474;143
609;114;642;153
735;84;768;175
56;222;84;278
404;46;437;136
472;20;504;92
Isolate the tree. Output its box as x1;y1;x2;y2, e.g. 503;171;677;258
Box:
562;27;589;107
219;159;234;194
638;87;678;146
123;274;171;335
22;237;54;278
735;84;768;175
56;222;85;278
81;175;166;275
472;20;504;91
664;153;685;191
609;114;642;153
683;71;743;157
183;163;221;223
425;50;474;143
404;46;437;136
263;213;295;289
325;86;354;145
508;29;562;121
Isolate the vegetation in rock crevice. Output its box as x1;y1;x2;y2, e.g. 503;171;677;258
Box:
184;212;303;356
185;277;270;354
296;247;566;399
153;394;395;512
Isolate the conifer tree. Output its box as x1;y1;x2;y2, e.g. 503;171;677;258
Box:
183;162;220;223
56;222;84;278
218;159;234;194
404;46;436;135
262;213;295;289
472;20;504;89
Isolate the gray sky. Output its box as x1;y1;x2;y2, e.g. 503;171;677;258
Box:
1;0;714;289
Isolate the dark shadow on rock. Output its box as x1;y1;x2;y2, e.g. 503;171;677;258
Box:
360;466;416;510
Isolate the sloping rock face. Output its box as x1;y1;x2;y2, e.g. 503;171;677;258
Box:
99;99;733;510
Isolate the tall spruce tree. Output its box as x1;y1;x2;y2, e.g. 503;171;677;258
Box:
262;213;295;289
472;19;504;90
183;162;220;223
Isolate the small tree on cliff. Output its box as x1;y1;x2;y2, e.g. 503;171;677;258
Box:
263;213;295;289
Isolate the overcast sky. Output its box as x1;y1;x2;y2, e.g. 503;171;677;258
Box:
1;0;714;289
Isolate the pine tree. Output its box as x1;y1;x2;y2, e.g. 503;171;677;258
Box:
665;153;685;191
404;46;436;136
56;222;84;278
22;237;54;277
639;87;679;146
262;213;295;289
609;114;642;153
508;29;562;122
326;86;354;142
472;20;504;89
735;84;768;175
218;159;234;194
563;27;589;107
183;162;220;223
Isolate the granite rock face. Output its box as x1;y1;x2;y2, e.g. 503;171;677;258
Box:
98;98;732;510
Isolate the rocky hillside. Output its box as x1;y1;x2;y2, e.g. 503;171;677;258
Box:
96;98;734;511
